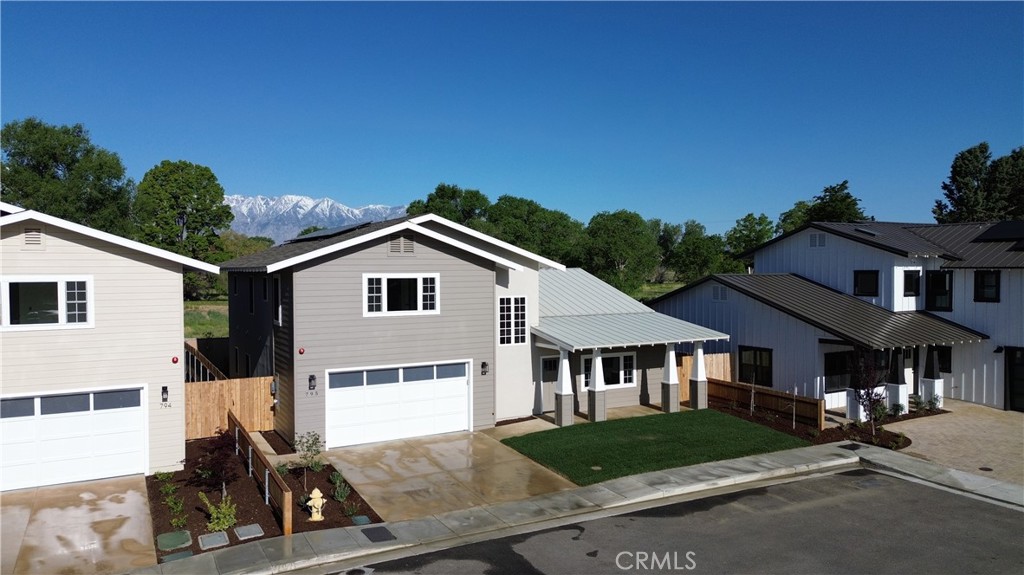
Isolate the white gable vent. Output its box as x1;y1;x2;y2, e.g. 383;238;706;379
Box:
388;234;414;255
22;226;44;249
712;285;728;301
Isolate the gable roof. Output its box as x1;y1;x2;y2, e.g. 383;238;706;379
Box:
220;213;566;274
745;220;1024;268
534;268;728;351
0;202;219;274
672;274;987;350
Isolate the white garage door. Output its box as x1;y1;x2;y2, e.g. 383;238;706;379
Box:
326;362;470;448
1;388;146;491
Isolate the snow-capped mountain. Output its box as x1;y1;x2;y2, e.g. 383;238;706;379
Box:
224;194;406;244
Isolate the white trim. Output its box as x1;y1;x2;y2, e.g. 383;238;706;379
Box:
581;350;637;390
498;295;528;346
410;213;566;270
272;274;283;326
265;220;523;273
0;210;219;274
362;273;441;317
1;275;95;331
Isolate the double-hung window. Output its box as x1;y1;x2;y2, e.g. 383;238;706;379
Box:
974;270;1000;303
363;273;440;316
925;270;953;312
498;296;527;345
581;352;636;388
2;276;93;329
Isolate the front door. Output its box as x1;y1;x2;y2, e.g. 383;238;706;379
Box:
1007;347;1024;412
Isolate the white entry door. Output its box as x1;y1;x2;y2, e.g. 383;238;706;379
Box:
1;388;146;491
326;362;470;448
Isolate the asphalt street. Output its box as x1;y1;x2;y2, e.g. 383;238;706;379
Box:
364;469;1024;575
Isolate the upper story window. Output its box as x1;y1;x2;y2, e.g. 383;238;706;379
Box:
925;270;953;312
809;233;827;248
974;270;1000;303
903;270;921;297
853;270;879;297
363;273;440;316
2;276;94;330
712;285;728;302
499;296;527;345
582;352;636;388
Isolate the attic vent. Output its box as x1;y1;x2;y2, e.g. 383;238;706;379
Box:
712;285;728;301
809;233;827;248
388;234;414;255
22;226;44;249
854;227;878;237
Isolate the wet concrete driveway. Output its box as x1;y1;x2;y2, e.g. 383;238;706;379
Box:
0;475;156;575
324;431;576;522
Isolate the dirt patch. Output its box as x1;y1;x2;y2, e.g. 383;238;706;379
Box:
146;435;380;561
260;430;295;455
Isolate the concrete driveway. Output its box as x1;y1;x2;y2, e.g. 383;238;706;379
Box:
884;399;1024;486
324;431;576;522
0;475;156;575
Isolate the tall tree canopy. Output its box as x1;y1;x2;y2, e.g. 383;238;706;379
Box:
672;220;742;283
775;200;811;235
725;213;774;256
0;117;134;236
134;160;233;299
486;195;584;264
933;143;1024;223
405;183;491;227
580;210;660;295
776;180;869;232
648;219;684;283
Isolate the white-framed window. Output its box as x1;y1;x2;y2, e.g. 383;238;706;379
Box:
498;296;527;345
1;276;94;330
363;273;440;316
581;352;636;388
809;233;827;248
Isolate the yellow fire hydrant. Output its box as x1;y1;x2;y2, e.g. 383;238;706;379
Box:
307;487;325;521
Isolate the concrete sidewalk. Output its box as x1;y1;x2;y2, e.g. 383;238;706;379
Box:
130;441;1023;575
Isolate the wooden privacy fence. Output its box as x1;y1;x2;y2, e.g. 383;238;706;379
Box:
186;376;274;439
707;378;825;430
227;410;292;535
676;353;732;403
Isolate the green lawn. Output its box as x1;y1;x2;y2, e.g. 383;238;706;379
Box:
635;281;686;302
501;410;809;485
184;300;228;338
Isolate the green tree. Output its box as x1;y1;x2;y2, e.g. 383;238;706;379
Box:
216;230;275;294
775;200;811;235
0;117;134;236
804;180;868;223
648;219;683;283
486;195;584;264
134;160;234;299
579;210;660;295
298;225;325;237
933;143;1024;222
672;220;742;284
406;183;491;227
725;213;774;256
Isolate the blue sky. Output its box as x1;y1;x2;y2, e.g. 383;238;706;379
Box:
2;2;1021;234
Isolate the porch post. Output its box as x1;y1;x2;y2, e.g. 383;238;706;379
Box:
588;348;607;422
920;345;944;408
661;344;680;413
689;341;708;410
886;348;909;412
554;348;574;427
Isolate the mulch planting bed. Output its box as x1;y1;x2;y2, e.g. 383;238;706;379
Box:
260;430;295;454
146;434;381;561
702;399;951;450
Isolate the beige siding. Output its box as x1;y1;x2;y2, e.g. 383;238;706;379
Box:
569;346;664;412
291;234;496;441
1;223;187;473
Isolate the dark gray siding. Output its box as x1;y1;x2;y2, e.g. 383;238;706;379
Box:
274;272;295;443
226;272;274;378
291;234;496;441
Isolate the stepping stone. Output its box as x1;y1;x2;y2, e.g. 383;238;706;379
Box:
156;530;192;551
159;550;193;563
234;523;264;541
352;515;371;526
198;531;230;550
361;526;396;543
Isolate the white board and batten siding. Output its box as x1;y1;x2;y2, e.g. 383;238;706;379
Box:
290;234;496;446
1;223;187;487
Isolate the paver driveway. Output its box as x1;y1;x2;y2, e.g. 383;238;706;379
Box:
323;431;576;522
0;474;156;575
884;399;1024;486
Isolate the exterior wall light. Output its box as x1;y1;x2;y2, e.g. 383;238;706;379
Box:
481;361;489;375
308;375;317;390
161;386;169;402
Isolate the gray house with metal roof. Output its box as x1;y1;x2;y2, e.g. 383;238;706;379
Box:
652;220;1024;413
221;214;727;449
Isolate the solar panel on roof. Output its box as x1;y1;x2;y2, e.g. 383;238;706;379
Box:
972;221;1024;243
285;221;372;243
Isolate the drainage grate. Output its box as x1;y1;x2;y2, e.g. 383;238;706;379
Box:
361;526;397;543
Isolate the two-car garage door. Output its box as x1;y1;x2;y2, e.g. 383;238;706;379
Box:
1;388;146;491
326;361;470;448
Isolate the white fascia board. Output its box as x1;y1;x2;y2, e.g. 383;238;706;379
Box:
265;221;524;273
409;213;566;270
0;210;219;274
0;201;27;214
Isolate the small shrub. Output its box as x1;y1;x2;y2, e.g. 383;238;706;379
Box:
170;515;188;529
871;403;889;425
159;482;179;496
889;403;906;418
164;495;185;515
329;471;344;486
275;462;290;477
342;500;360;517
154;471;174;483
298;493;311;508
808;428;820;438
310;459;326;473
909;394;924;412
295;431;325;490
194;467;214;480
333;479;352;503
926;394;941;411
198;492;237;532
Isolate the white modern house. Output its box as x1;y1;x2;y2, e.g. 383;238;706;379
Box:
652;221;1023;414
0;201;219;491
